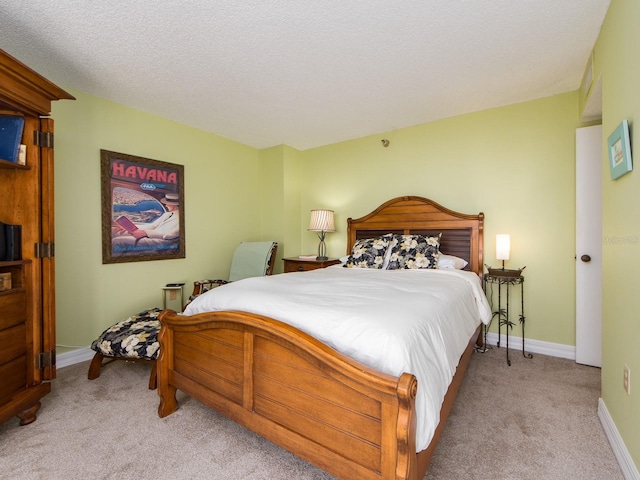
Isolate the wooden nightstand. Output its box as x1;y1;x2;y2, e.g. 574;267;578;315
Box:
283;257;341;273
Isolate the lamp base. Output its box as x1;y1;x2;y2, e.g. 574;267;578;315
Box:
316;236;328;262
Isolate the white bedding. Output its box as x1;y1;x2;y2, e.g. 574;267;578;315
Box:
183;265;491;451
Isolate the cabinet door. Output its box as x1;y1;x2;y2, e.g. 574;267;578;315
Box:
39;118;56;380
0;117;56;383
0;49;70;425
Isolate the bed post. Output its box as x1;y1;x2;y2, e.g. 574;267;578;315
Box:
157;310;178;418
395;373;419;480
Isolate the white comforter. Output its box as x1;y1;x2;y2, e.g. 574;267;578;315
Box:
183;265;491;451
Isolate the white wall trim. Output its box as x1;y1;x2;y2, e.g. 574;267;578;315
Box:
57;347;94;369
484;332;576;360
598;398;640;480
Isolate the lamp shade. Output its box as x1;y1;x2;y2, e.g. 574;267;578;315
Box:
308;209;335;232
496;234;510;261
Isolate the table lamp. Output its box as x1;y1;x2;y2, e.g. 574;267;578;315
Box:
496;234;510;270
308;209;335;260
487;233;524;277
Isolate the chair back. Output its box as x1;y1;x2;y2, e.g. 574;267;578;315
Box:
185;242;278;310
228;241;278;282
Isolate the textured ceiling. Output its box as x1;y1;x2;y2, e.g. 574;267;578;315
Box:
0;1;610;150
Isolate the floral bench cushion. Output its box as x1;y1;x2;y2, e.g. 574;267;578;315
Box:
90;307;162;361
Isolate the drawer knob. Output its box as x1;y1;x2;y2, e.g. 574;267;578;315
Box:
297;266;304;271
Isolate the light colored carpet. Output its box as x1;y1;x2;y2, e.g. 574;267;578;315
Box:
425;347;623;479
0;347;623;479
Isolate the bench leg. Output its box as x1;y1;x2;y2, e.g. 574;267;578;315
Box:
87;352;104;380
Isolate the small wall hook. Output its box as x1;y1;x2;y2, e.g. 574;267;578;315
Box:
381;139;390;147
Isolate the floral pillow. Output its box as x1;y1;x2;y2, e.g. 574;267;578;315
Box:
343;234;393;269
386;234;441;270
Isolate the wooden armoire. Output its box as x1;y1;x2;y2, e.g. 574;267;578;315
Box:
0;49;74;426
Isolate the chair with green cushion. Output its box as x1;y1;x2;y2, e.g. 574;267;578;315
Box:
188;241;278;301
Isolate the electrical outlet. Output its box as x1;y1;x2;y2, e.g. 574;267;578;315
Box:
624;365;631;395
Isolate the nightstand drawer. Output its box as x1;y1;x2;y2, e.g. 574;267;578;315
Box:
283;258;340;273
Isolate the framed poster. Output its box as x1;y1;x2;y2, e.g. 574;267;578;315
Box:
101;150;185;263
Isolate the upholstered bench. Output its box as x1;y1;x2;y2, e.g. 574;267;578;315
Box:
87;307;162;390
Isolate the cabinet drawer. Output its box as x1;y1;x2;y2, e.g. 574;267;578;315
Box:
0;291;27;331
0;356;27;403
0;324;27;366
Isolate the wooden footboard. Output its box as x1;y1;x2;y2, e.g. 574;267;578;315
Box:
157;309;421;480
157;309;480;480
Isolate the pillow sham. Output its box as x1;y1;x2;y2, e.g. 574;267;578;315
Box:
437;253;468;270
343;234;393;269
386;234;441;270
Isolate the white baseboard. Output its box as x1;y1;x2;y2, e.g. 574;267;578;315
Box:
599;398;640;480
57;347;94;369
484;332;576;360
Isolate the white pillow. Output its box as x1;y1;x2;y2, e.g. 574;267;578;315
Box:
437;253;468;269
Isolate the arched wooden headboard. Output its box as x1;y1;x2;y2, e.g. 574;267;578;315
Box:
346;196;484;277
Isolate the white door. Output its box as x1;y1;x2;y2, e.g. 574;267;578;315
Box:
575;125;602;367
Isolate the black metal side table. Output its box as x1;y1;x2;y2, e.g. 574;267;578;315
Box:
484;268;533;366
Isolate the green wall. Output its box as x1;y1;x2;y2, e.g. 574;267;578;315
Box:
52;90;264;352
300;92;583;346
259;144;304;261
591;0;640;468
53;89;585;353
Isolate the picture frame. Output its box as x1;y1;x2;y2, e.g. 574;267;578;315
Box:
101;150;185;264
608;119;633;180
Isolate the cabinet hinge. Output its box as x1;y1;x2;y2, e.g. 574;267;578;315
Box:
36;350;56;369
35;242;55;258
33;130;54;148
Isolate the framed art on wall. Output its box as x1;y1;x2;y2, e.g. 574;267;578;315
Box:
608;119;633;180
101;150;185;263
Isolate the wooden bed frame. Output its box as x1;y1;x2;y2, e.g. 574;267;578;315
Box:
157;196;484;479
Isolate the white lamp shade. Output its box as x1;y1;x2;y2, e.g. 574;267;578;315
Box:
496;234;510;261
308;209;335;232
